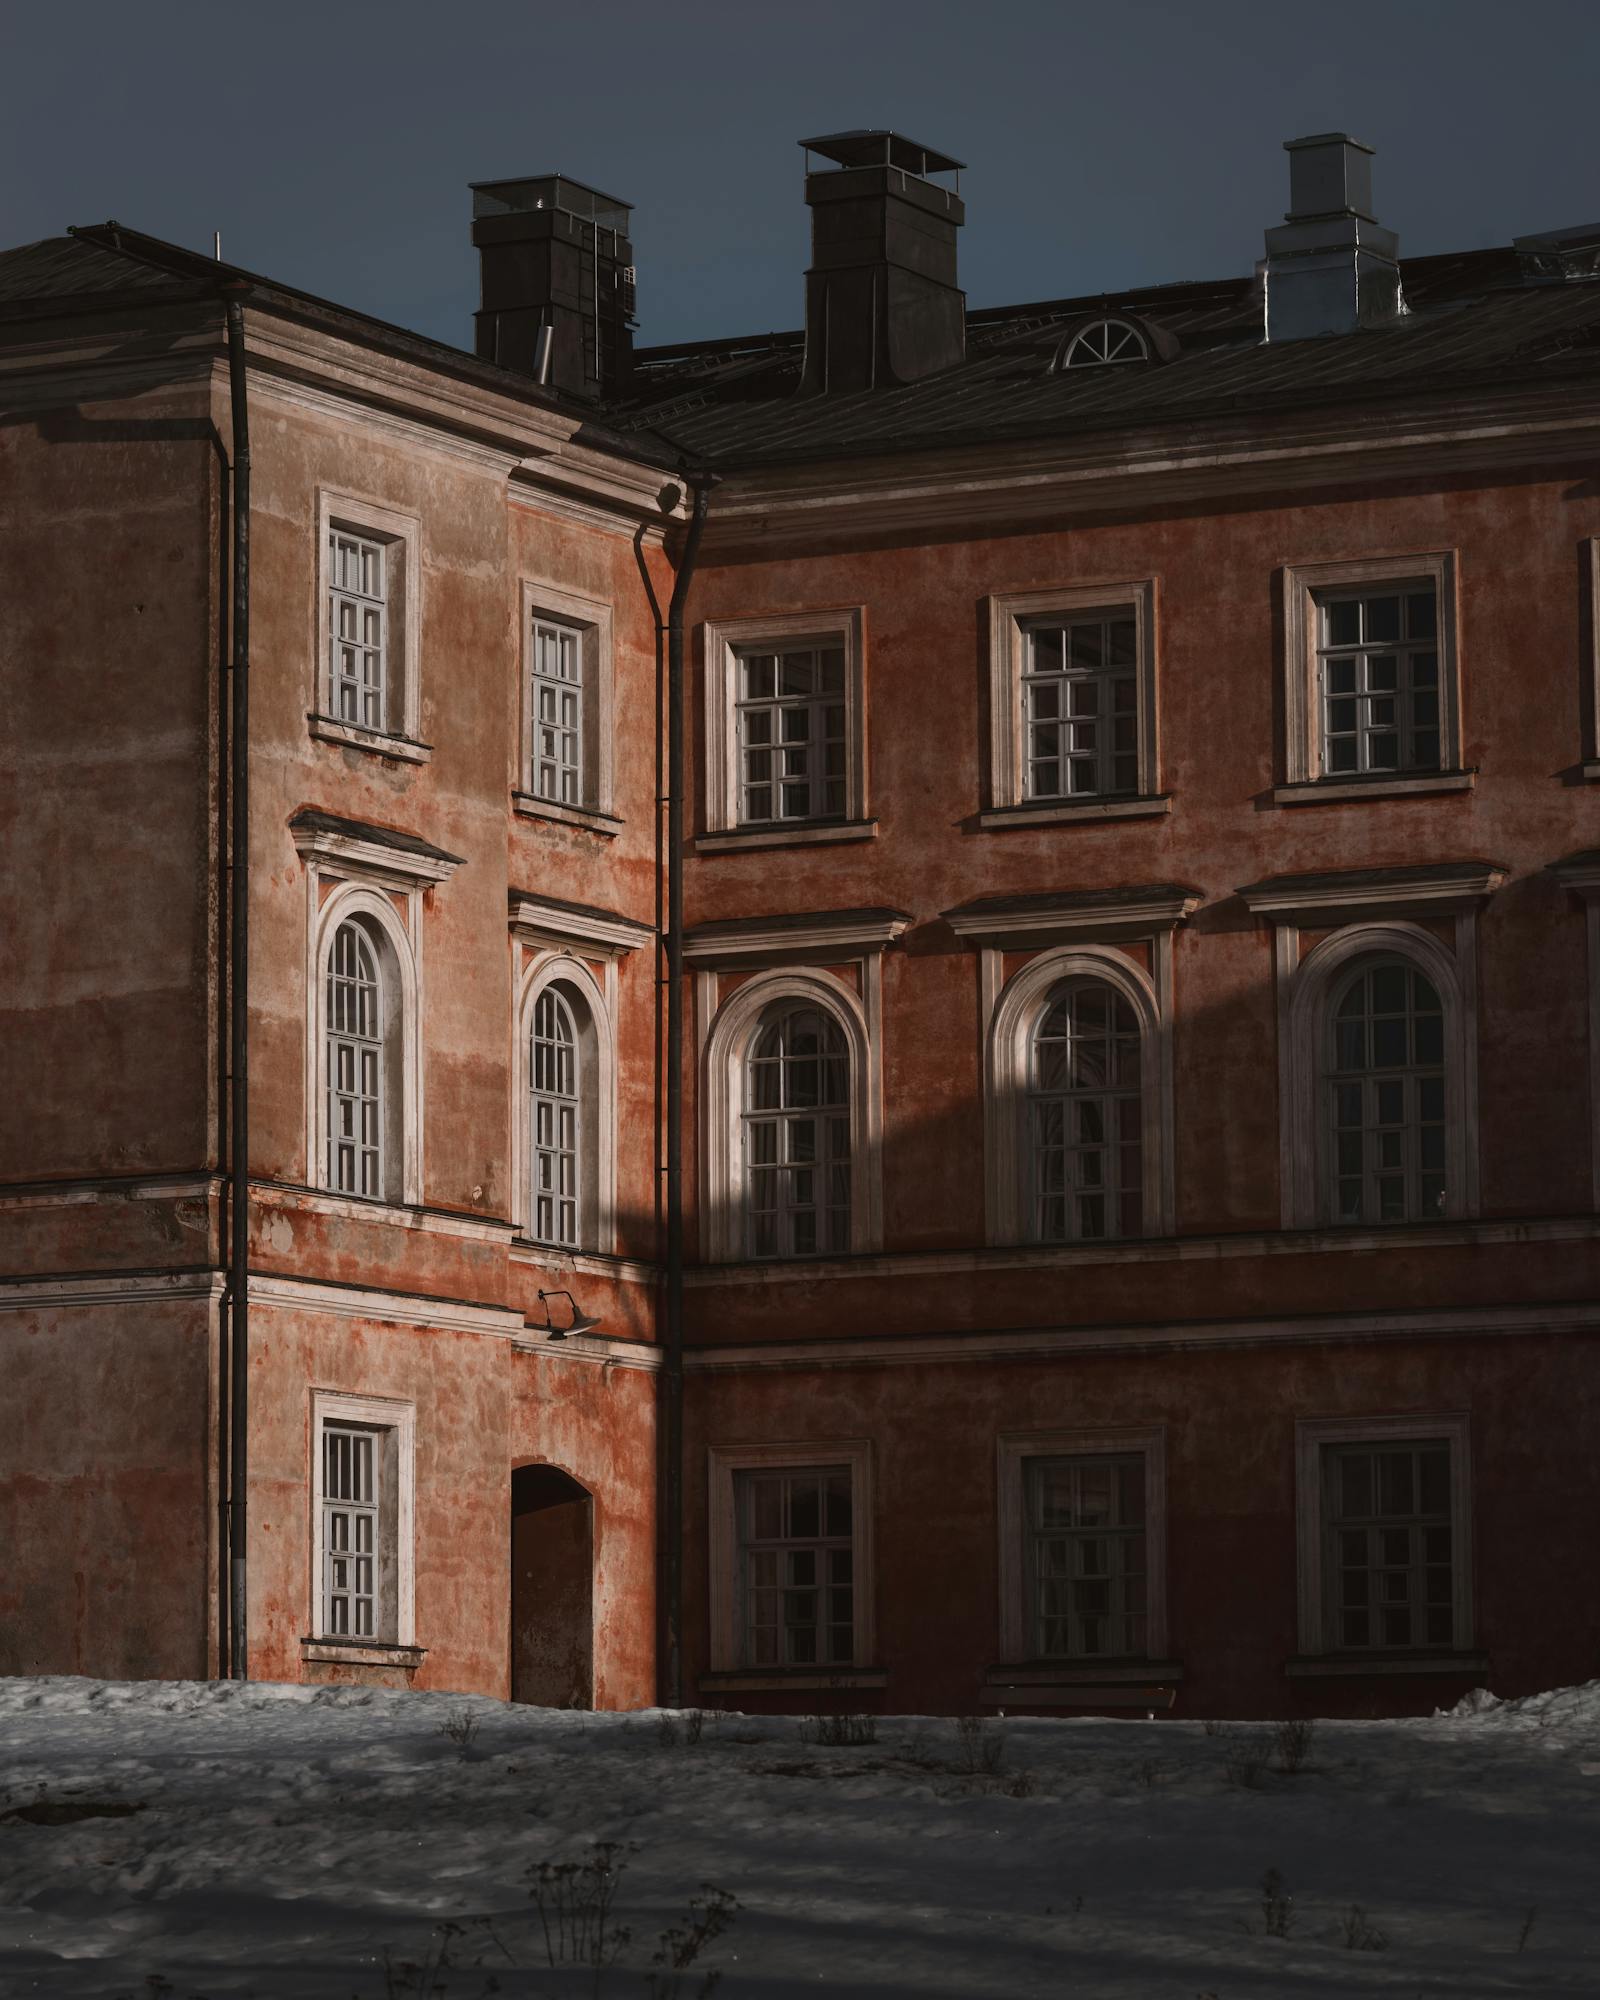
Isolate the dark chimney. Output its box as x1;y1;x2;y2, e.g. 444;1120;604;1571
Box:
798;130;966;394
471;176;635;399
1262;134;1403;341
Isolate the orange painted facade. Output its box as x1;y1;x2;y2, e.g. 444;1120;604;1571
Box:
5;150;1600;1716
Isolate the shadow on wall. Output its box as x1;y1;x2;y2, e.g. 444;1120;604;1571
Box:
510;1461;594;1708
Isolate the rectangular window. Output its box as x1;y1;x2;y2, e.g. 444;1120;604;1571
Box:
530;617;584;806
1323;1440;1454;1651
311;1394;414;1650
1026;1453;1147;1659
1294;1413;1472;1659
1022;615;1140;800
1316;586;1440;776
736;645;848;824
735;1465;855;1667
327;530;388;730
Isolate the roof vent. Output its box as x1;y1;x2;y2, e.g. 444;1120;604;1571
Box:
1513;222;1600;283
1261;134;1403;341
470;175;635;398
797;129;966;394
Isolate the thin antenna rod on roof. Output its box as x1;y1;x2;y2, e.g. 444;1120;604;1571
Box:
213;232;221;262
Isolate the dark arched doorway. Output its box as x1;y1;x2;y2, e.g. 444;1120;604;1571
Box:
510;1463;594;1708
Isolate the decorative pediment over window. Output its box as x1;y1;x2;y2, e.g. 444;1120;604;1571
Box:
943;883;1201;948
508;889;652;958
290;809;464;890
683;905;913;968
1237;860;1505;925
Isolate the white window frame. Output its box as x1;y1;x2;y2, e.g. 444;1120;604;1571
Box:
1282;921;1476;1229
985;944;1175;1244
997;1428;1167;1665
1583;538;1600;781
310;1390;415;1649
1294;1412;1473;1658
312;490;424;757
707;1439;875;1674
516;580;615;827
1280;552;1463;798
310;886;420;1207
700;967;882;1262
985;581;1160;827
700;608;868;846
514;951;618;1255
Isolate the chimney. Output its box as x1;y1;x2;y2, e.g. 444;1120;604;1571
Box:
470;176;635;398
1262;134;1403;341
798;130;966;394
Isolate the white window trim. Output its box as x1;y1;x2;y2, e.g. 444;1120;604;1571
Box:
1280;919;1478;1229
306;881;424;1206
985;580;1158;820
984;944;1176;1245
1294;1412;1473;1658
1280;552;1461;790
514;950;618;1254
701;607;867;837
310;1390;416;1649
707;1439;875;1673
1549;851;1600;1208
997;1427;1168;1665
313;489;424;751
700;966;882;1262
515;578;615;822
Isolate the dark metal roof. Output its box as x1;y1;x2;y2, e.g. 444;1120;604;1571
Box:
0;233;197;306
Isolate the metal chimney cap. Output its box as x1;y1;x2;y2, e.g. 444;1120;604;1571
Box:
800;130;964;177
1284;131;1375;156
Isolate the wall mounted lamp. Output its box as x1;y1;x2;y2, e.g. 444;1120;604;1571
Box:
537;1288;603;1340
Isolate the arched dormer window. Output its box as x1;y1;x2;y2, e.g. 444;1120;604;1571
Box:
1060;319;1149;368
314;897;414;1206
700;968;880;1264
1029;980;1144;1242
517;958;615;1254
745;1005;852;1259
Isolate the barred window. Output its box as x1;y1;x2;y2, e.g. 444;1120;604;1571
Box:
1323;1440;1454;1651
1029;981;1143;1242
530;617;584;806
321;1424;378;1639
327;530;387;731
745;1006;851;1258
1329;961;1446;1223
1022;615;1139;800
1026;1454;1147;1659
1317;586;1440;776
326;921;383;1199
736;646;847;824
531;986;580;1248
736;1466;854;1667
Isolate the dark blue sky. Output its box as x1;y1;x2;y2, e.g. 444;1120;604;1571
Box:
5;0;1598;351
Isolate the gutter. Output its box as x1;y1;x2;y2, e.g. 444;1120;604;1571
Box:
224;292;251;1680
662;472;713;1709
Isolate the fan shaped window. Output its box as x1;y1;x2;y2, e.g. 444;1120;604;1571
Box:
1059;319;1149;369
744;1005;852;1259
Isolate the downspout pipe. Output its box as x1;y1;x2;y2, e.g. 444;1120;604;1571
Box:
225;293;251;1681
663;472;713;1709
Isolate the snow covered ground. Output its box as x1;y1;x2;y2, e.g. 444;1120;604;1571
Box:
1;1677;1596;1999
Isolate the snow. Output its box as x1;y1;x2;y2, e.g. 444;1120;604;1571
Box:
2;1676;1597;1997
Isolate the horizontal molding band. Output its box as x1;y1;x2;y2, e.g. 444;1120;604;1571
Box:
1283;1653;1489;1679
0;1270;226;1314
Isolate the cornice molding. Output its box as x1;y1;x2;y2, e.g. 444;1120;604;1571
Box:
943;884;1201;945
1237;860;1506;922
682;906;914;964
509;891;654;957
1549;850;1600;897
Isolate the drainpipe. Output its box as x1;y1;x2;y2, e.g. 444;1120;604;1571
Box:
663;473;713;1709
225;293;251;1681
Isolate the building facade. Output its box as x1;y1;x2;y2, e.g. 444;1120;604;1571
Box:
4;132;1600;1717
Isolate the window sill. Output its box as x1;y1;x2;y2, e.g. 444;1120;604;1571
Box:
1581;761;1600;784
301;1640;427;1668
982;1662;1183;1707
696;818;878;854
699;1668;887;1693
308;714;433;765
1284;1652;1487;1679
1272;770;1476;806
978;795;1171;830
512;792;622;838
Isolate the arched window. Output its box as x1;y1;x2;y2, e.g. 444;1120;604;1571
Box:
1029;980;1143;1242
1058;319;1149;368
326;918;390;1199
531;986;581;1247
744;1005;852;1259
1327;959;1447;1224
